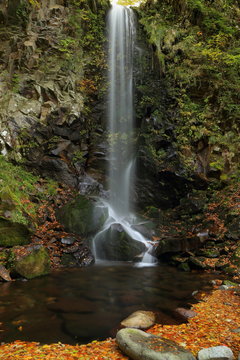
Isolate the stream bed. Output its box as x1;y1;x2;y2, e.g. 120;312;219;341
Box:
0;263;216;345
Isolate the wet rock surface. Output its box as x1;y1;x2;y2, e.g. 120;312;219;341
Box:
0;0;109;193
56;195;107;236
198;346;234;360
155;236;201;257
116;328;196;360
96;223;147;261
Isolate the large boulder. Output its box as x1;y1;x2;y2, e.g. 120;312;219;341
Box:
95;224;147;261
56;195;107;236
155;236;201;257
12;245;50;279
116;328;196;360
0;218;31;247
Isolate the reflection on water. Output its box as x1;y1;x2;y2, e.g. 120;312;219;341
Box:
0;263;215;344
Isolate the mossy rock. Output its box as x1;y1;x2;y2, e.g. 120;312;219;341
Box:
231;244;240;267
215;260;228;270
155;236;201;256
189;256;206;269
223;280;238;287
223;266;238;276
56;195;107;236
0;218;31;247
226;218;240;240
178;262;191;272
197;248;220;258
13;246;50;279
94;224;147;261
0;191;15;215
61;253;78;267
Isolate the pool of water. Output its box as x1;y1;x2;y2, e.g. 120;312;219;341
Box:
0;263;215;345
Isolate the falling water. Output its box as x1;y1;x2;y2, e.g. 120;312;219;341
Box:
108;4;135;218
92;4;155;265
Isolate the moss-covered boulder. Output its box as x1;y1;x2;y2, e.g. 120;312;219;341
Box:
12;246;50;279
56;195;107;236
0;218;31;247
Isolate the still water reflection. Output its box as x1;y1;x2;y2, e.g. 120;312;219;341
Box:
0;263;215;344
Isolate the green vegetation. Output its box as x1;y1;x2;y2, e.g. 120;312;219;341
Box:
117;0;141;5
0;156;57;226
138;0;240;181
13;246;50;279
67;0;109;90
0;218;30;247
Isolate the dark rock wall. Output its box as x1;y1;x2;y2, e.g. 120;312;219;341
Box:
0;0;109;188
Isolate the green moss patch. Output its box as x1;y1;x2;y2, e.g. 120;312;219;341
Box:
13;246;50;279
0;155;57;226
0;218;31;247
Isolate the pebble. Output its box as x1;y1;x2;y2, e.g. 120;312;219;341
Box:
231;327;240;333
61;237;76;245
219;285;230;290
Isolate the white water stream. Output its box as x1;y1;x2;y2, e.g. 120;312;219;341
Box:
92;4;155;265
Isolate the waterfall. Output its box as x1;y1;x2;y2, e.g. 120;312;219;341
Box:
92;4;156;265
108;5;135;219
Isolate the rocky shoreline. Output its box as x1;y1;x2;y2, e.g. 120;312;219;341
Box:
0;285;239;359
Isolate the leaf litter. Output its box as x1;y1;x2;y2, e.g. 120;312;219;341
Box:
0;288;239;359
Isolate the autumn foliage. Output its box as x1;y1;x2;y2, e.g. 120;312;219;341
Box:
0;288;239;360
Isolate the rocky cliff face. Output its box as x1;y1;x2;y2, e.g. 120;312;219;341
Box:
0;0;109;187
137;0;240;185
